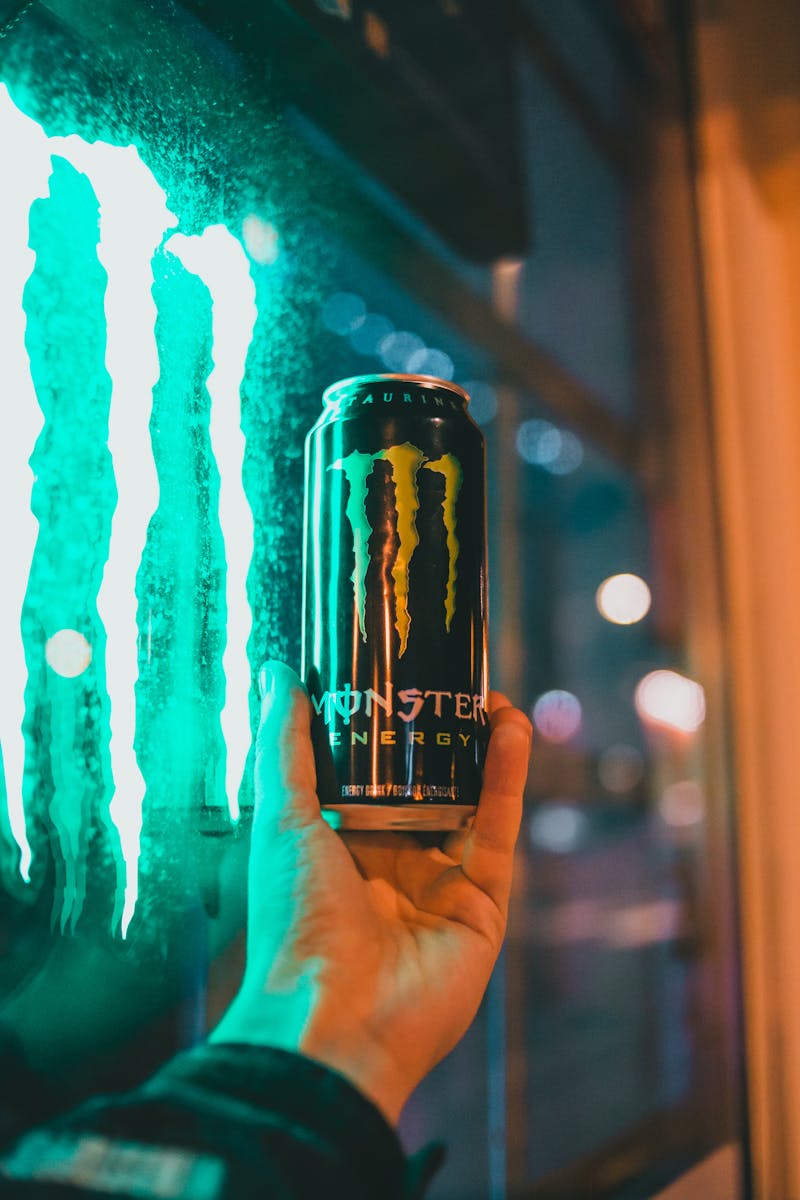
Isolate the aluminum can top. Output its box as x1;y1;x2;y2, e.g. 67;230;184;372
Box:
322;373;471;409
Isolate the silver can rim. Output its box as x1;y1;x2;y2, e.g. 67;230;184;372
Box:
322;373;470;408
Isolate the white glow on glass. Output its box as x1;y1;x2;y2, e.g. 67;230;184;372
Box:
406;347;454;380
532;689;582;743
0;84;54;882
659;779;705;827
529;803;587;853
350;312;393;355
50;132;178;935
596;573;651;625
166;227;257;825
45;630;93;678
378;330;424;372
597;744;645;793
461;380;498;426
241;214;279;265
635;669;706;734
321;291;366;335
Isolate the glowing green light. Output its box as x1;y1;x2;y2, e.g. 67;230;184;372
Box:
165;228;257;823
0;82;53;884
0;82;259;936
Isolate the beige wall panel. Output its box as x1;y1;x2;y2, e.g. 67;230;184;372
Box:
693;5;800;1195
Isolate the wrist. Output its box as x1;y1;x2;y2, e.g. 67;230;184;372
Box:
298;1028;411;1125
209;984;316;1056
210;992;411;1124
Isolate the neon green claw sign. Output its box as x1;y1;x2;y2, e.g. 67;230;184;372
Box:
0;82;260;936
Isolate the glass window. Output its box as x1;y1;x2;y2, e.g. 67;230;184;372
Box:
0;3;743;1196
514;56;636;420
520;0;634;131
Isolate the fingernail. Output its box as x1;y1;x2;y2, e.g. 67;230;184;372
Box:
258;662;274;703
490;706;533;739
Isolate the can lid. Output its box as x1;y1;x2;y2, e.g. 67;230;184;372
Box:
322;374;470;408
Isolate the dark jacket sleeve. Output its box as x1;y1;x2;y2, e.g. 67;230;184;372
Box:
0;1044;444;1200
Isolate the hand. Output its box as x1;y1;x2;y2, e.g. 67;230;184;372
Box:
210;661;532;1124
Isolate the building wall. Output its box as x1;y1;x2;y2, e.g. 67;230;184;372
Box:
692;2;800;1195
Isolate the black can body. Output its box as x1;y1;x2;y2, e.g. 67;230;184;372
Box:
302;374;489;830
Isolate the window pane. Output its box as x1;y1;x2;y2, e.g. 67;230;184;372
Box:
0;7;742;1198
515;56;636;419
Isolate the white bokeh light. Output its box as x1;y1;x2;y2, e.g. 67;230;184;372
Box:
596;573;652;625
45;630;93;678
635;670;706;733
529;803;588;853
241;215;280;265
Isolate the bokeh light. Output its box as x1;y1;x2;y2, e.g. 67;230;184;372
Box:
547;430;584;474
659;779;705;827
516;418;559;464
597;744;645;793
635;670;706;733
529;803;588;853
532;689;583;743
596;573;652;625
350;312;394;354
515;418;583;475
241;215;280;265
314;0;352;16
379;329;425;372
406;346;455;379
45;629;92;678
461;379;498;425
321;290;367;335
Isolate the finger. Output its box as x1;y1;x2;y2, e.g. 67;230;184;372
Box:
254;660;320;829
444;696;519;861
460;706;532;911
442;816;473;861
488;690;512;715
340;830;418;881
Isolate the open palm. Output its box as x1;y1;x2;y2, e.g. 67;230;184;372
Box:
211;662;531;1124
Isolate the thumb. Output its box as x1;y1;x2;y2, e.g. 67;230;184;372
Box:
254;660;320;830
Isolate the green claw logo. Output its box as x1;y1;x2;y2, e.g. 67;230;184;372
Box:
330;442;462;657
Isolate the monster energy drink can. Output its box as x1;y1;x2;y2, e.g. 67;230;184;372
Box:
301;374;489;830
